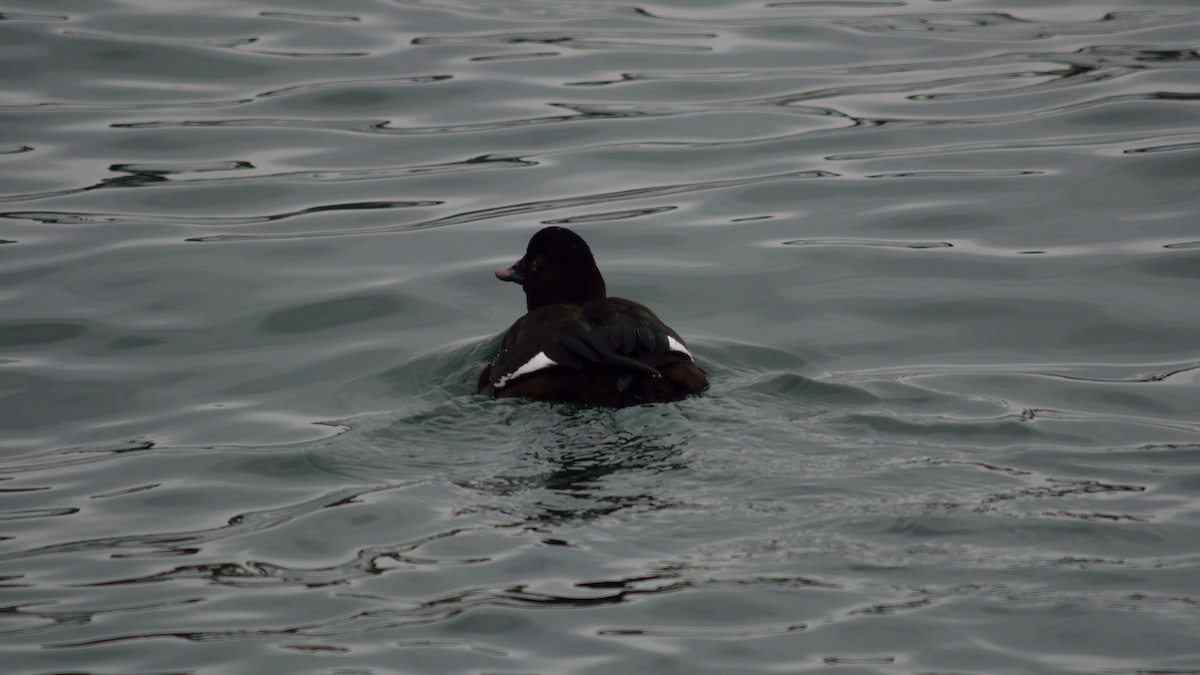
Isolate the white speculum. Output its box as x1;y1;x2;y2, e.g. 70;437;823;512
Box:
495;351;558;389
495;337;693;389
666;336;692;359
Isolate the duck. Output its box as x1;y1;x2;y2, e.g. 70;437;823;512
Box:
477;226;708;407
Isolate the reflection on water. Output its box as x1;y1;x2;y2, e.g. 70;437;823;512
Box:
3;0;1200;672
462;411;693;524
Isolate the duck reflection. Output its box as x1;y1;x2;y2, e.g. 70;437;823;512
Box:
461;408;693;525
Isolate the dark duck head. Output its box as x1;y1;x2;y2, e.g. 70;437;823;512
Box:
496;226;606;311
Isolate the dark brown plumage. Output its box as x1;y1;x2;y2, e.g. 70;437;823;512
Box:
478;227;707;407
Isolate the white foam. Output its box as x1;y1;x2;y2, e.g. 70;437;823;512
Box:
494;351;558;389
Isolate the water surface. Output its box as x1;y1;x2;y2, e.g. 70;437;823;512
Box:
2;0;1200;672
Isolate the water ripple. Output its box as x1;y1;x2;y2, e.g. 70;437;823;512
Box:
0;12;68;22
0;597;204;639
0;484;400;563
109;104;685;136
833;10;1200;41
827;130;1200;161
63;29;368;57
413;30;716;52
0;155;519;206
0;75;450;113
63;30;259;50
2;201;439;227
389;0;654;20
258;12;361;23
184;170;835;241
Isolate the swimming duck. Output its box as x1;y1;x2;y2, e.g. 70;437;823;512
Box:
477;226;708;406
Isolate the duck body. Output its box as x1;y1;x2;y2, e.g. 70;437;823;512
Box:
478;227;707;407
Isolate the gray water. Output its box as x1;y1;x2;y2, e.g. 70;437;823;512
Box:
3;0;1200;673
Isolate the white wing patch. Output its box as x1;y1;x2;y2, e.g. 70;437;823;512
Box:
495;338;691;389
494;351;559;389
666;335;692;359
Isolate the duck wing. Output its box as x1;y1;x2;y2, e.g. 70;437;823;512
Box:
479;298;696;395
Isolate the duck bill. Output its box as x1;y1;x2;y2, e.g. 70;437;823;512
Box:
495;261;524;284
